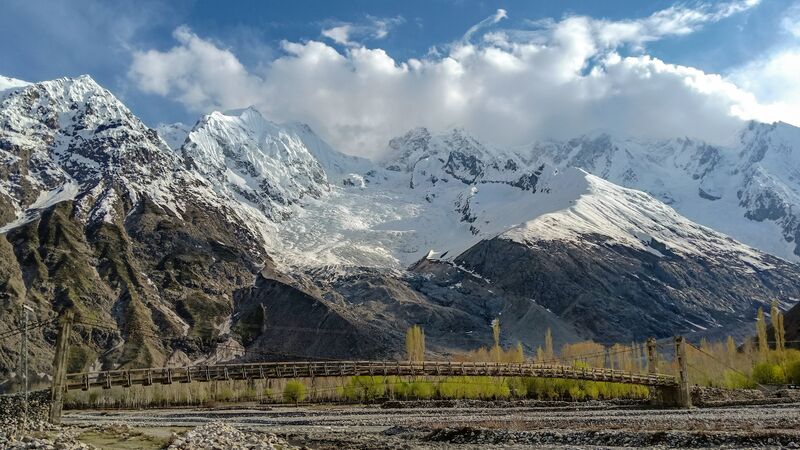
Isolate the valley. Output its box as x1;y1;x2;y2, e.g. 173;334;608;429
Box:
1;73;800;450
1;75;800;376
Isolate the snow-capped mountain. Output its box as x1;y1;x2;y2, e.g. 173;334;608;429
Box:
453;171;797;340
0;75;273;249
179;107;371;222
0;75;30;96
2;74;799;375
156;122;191;151
524;123;800;261
384;127;537;190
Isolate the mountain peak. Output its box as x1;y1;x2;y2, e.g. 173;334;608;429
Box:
156;122;192;151
0;75;31;95
221;105;263;118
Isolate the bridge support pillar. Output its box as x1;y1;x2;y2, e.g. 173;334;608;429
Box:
652;336;692;408
49;309;74;425
646;338;658;375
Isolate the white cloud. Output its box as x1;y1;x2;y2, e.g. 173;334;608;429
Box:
723;2;800;129
129;0;793;158
129;26;262;110
371;15;406;39
462;9;508;44
781;4;800;38
728;49;800;127
321;16;404;47
321;25;352;45
586;0;761;48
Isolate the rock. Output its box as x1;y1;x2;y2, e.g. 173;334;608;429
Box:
167;422;300;450
0;390;52;429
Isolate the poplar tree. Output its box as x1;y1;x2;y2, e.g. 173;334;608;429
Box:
756;308;769;359
770;301;785;355
726;335;737;364
405;325;425;362
536;346;545;362
515;341;525;363
491;319;501;362
544;328;554;361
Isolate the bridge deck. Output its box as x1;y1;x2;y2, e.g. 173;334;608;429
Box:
65;361;677;391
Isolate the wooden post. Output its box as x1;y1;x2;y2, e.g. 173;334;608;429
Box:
49;309;74;425
675;336;692;408
646;338;658;374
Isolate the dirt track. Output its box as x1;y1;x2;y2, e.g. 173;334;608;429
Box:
62;401;800;449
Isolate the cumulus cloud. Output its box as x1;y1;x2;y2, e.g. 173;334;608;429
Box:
728;49;800;125
130;26;262;110
128;0;793;158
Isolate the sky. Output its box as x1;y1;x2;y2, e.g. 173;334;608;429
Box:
1;0;799;158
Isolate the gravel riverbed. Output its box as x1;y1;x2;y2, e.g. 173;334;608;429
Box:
59;401;800;449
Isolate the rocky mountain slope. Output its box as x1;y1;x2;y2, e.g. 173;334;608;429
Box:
0;75;281;378
1;74;799;382
525;123;800;261
454;172;799;342
784;301;800;349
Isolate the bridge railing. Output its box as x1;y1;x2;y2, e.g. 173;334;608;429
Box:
64;360;677;391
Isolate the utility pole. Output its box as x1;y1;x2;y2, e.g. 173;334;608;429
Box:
22;304;33;428
49;309;74;425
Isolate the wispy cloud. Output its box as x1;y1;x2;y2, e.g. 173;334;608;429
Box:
462;9;508;44
782;3;800;38
321;15;405;47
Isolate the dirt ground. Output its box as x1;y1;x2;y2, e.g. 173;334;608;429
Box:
59;400;800;449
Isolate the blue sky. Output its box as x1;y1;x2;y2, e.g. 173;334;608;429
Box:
2;0;799;156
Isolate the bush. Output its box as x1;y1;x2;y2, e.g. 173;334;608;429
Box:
584;384;600;400
723;370;756;389
409;381;434;399
787;360;800;385
343;376;386;402
567;385;585;401
752;363;785;385
283;380;307;404
506;378;527;398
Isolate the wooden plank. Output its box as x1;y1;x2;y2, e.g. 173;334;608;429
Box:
63;360;678;392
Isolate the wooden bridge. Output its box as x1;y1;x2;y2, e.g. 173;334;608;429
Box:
65;360;678;391
45;312;692;425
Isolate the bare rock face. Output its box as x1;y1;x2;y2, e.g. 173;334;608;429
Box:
453;236;800;342
0;192;268;375
785;302;800;348
233;271;390;360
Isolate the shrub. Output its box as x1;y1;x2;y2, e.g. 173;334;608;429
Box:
567;385;585;401
506;378;527;398
723;370;756;389
409;381;434;399
343;376;386;402
584;384;600;400
751;363;785;385
283;380;307;404
787;360;800;385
